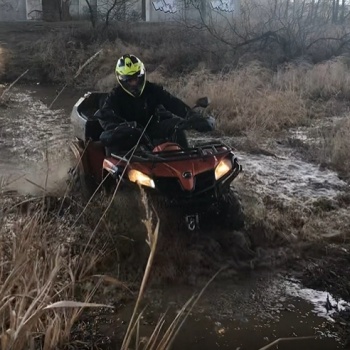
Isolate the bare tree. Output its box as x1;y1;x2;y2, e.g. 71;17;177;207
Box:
84;0;98;27
42;0;71;21
84;0;140;28
179;0;350;65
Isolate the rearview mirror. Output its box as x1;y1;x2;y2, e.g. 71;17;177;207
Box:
195;97;210;108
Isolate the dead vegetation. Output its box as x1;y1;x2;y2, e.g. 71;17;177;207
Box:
0;195;104;349
312;115;350;179
0;46;9;77
0;171;222;349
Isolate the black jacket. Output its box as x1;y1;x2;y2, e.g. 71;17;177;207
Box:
98;81;191;131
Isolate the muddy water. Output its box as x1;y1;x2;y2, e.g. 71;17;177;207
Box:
192;134;348;203
1;87;349;349
0;85;80;194
241;152;347;202
114;273;343;349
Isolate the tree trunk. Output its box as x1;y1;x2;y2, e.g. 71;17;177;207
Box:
84;0;97;28
42;0;59;21
61;0;72;21
341;0;346;23
308;0;315;22
42;0;71;21
333;0;340;23
285;0;290;18
141;0;146;21
313;0;321;22
272;0;277;17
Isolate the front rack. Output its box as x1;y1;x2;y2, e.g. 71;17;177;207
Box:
111;142;232;163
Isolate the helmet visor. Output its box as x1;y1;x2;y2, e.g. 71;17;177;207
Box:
118;71;145;97
118;70;144;82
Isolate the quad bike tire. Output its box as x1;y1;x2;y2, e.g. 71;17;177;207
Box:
68;146;97;201
68;165;96;200
217;187;245;230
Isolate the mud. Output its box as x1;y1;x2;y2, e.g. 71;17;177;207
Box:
1;87;350;349
71;272;346;349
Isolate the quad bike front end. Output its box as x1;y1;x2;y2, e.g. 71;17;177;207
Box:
69;91;245;232
102;142;244;231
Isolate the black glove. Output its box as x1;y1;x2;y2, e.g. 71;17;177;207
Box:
100;123;140;147
178;113;215;132
155;105;174;122
118;121;137;129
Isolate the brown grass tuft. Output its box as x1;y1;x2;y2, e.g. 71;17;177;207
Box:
0;46;10;78
167;64;307;135
0;192;104;349
314;117;350;178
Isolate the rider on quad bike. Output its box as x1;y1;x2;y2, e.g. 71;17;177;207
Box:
97;54;214;152
69;54;244;232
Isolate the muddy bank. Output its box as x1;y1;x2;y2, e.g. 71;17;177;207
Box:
0;21;91;82
1;86;350;349
70;271;346;349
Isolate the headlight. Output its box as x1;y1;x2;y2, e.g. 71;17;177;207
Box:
128;169;155;188
215;158;232;180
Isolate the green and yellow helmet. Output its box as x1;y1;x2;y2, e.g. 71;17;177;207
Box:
115;54;146;97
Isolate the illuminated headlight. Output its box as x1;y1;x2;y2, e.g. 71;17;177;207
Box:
128;169;155;188
215;158;232;180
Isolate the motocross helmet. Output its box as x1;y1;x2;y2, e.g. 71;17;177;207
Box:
115;54;146;98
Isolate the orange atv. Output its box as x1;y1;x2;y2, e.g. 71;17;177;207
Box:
69;92;244;231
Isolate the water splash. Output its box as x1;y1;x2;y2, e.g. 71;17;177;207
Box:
0;88;73;194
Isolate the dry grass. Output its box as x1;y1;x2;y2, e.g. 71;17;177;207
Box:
325;118;350;176
154;59;350;140
0;191;210;349
170;63;308;135
313;117;350;179
0;46;10;77
239;180;350;255
274;58;350;100
0;183;139;348
0;199;105;349
0;173;116;349
24;24;203;88
104;63;308;137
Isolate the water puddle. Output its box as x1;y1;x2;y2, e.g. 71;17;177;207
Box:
112;272;344;349
288;116;348;146
285;279;350;322
240;152;347;202
0;90;71;161
191;133;348;205
0;86;76;193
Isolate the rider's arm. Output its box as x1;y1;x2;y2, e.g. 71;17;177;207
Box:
153;84;190;119
98;89;126;130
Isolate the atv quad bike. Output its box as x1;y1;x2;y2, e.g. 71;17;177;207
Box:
70;92;244;231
